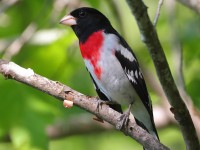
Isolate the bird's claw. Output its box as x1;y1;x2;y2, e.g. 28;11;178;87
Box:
116;103;132;133
116;112;130;133
95;100;105;113
96;100;117;113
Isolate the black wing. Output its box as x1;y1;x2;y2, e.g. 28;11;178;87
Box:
115;36;160;139
88;71;123;114
115;35;153;117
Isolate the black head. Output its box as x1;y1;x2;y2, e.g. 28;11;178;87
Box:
60;7;112;42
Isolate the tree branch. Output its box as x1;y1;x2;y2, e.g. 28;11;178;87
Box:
46;105;173;140
125;0;200;150
0;59;169;150
46;114;113;139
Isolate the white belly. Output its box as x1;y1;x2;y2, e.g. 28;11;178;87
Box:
85;51;138;106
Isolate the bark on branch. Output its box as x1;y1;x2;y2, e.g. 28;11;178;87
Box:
125;0;200;150
0;59;169;150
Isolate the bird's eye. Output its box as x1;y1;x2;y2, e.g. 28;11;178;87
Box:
79;11;86;17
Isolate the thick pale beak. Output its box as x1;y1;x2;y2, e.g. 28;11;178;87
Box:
60;15;77;26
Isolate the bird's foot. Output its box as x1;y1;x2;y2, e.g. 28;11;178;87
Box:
116;111;130;131
116;103;132;134
94;100;111;123
95;100;104;113
95;100;118;123
95;100;116;113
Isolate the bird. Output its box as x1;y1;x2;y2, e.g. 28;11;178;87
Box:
60;7;159;142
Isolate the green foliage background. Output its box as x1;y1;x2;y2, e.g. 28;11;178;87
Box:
0;0;199;150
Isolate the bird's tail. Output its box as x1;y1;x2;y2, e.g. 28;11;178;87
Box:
135;117;159;150
135;117;159;140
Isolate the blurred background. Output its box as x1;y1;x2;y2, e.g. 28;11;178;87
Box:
0;0;200;150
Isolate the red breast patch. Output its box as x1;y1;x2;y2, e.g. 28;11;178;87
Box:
80;31;104;79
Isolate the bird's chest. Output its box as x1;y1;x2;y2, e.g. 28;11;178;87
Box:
80;31;104;79
80;31;135;104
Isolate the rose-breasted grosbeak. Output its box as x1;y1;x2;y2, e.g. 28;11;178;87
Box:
60;7;159;141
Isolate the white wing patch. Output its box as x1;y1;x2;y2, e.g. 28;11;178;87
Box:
135;70;138;79
125;67;137;84
100;32;143;85
139;68;143;78
118;45;136;62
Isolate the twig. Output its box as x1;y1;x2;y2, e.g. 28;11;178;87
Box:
125;0;200;150
1;103;174;141
3;23;37;60
166;0;190;104
176;0;200;15
166;0;200;140
0;59;169;150
1;107;171;141
0;0;19;13
46;114;113;139
47;103;178;139
154;0;164;27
